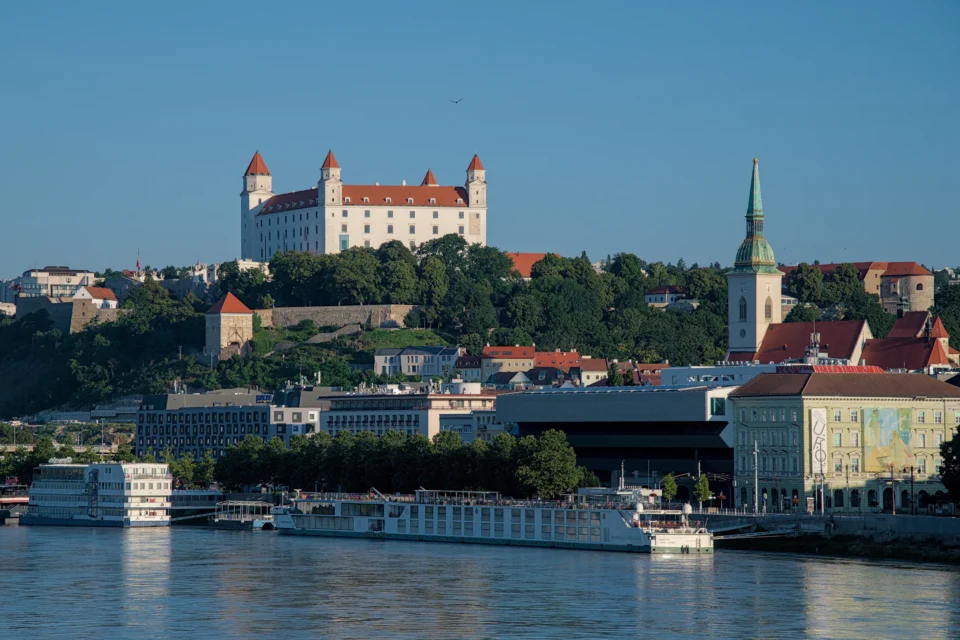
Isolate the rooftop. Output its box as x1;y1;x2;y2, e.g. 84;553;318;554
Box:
207;292;252;314
728;320;867;364
730;372;960;398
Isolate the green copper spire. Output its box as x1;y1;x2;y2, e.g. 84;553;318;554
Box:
732;157;779;273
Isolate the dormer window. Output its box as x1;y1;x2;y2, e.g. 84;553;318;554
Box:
406;197;414;204
344;197;351;203
385;197;392;204
429;198;436;204
456;198;464;204
363;197;370;203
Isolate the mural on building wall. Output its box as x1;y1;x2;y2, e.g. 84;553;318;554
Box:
863;408;914;473
809;408;828;476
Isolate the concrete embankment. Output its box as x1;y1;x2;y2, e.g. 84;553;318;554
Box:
717;533;960;565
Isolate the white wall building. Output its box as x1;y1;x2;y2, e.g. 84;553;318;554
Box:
240;150;487;259
439;409;506;443
374;346;462;377
322;393;496;440
73;286;119;309
17;266;95;298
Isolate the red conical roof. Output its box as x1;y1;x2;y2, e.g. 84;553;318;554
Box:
930;317;949;338
244;151;270;176
466;154;484;171
322;150;340;169
928;338;950;365
207;292;252;314
421;169;438;186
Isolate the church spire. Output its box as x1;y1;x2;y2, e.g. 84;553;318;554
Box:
732;157;777;273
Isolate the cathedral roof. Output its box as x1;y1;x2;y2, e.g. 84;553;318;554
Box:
930;317;949;338
467;154;485;171
861;336;951;370
207;293;252;314
727;320;868;364
421;169;438;186
322;150;340;169
886;311;931;338
244;152;270;176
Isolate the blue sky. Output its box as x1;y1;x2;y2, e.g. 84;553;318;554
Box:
1;2;957;278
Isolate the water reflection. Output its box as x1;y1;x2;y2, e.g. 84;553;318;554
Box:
1;527;958;640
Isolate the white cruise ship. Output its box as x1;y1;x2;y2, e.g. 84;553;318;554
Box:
274;488;712;554
21;461;172;527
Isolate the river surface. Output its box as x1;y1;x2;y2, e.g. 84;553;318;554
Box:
1;526;957;640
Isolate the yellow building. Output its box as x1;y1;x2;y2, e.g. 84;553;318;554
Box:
729;372;960;514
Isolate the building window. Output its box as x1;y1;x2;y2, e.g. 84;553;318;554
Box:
833;409;842;422
792;409;798;422
833;432;842;447
764;296;772;320
432;225;439;234
738;297;747;322
387;225;393;234
918;457;927;474
934;411;942;424
851;456;860;473
388;210;394;218
834;457;843;473
761;409;767;422
917;411;925;424
739;409;745;423
410;211;416;218
433;211;439;219
409;225;415;234
364;225;370;234
916;283;923;291
342;210;348;217
341;224;347;233
364;240;371;248
936;432;943;447
458;226;464;235
917;433;926;448
850;410;858;423
409;241;416;250
364;210;370;218
851;431;859;447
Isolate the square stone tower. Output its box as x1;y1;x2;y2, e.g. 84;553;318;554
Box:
204;293;254;364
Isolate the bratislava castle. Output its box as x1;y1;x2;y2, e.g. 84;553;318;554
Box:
240;150;487;259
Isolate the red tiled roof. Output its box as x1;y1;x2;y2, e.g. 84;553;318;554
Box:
257;188;319;215
861;338;948;370
731;372;960;398
207;292;252;314
535;350;580;372
322;150;339;169
646;285;684;295
887;311;930;338
578;358;608;372
774;364;885;374
342;184;467;207
244;151;270;176
82;286;117;301
505;252;554;278
882;262;932;277
727;320;868;364
930;317;949;338
467;154;484;171
421;169;438;186
482;345;534;359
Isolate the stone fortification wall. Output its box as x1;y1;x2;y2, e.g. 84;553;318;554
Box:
70;300;125;333
15;296;76;333
254;305;416;329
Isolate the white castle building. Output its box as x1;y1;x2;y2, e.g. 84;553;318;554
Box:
240;150;488;259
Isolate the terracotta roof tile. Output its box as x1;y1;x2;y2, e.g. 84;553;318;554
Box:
322;150;339;169
861;338;947;370
421;169;438;186
467;154;484;171
887;312;930;338
535;350;580;372
82;286;117;301
207;292;252;314
777;261;931;279
729;320;867;364
455;355;481;368
647;285;684;295
930;317;949;338
881;262;932;277
342;185;467;207
482;345;535;359
244;151;270;176
578;358;608;372
505;252;555;278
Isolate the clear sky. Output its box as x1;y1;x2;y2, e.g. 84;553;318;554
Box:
1;2;957;278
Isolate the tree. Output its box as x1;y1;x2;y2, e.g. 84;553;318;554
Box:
784;304;822;323
661;473;678;502
377;260;419;304
932;285;960;352
417;256;448;327
195;451;216;488
788;263;824;304
607;363;625;387
940;432;960;504
693;474;711;509
335;247;381;305
577;466;601;488
514;430;580;499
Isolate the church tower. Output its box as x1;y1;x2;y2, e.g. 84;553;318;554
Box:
319;150;342;206
466;154;486;207
241;152;273;260
727;158;782;356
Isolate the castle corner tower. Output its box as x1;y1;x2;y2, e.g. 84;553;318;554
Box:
240;152;273;260
727;158;782;356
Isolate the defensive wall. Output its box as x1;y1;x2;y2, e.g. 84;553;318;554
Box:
254;305;416;329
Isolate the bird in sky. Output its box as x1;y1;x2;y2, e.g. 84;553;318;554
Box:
450;98;463;104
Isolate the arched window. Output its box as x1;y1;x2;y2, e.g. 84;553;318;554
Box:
868;489;877;507
850;489;861;508
834;489;844;508
916;283;923;291
900;489;910;510
739;296;748;322
764;296;772;320
740;487;747;508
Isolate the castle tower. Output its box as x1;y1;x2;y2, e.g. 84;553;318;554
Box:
466;154;486;207
727;158;782;355
204;293;254;365
319;150;342;206
241;152;273;260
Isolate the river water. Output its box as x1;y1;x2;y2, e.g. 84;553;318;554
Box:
1;526;957;640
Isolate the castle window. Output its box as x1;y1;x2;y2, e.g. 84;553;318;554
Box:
764;296;772;320
407;198;414;204
388;211;394;218
410;211;416;219
387;225;394;234
364;240;371;248
364;225;370;234
739;297;747;322
344;197;351;203
458;226;465;236
409;225;416;234
916;283;923;291
430;198;436;205
433;226;439;235
385;197;392;204
365;210;370;218
363;197;370;203
459;211;465;219
457;198;464;204
342;210;348;217
433;211;439;219
341;224;347;233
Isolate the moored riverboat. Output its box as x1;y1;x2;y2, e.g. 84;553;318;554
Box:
274;487;712;554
